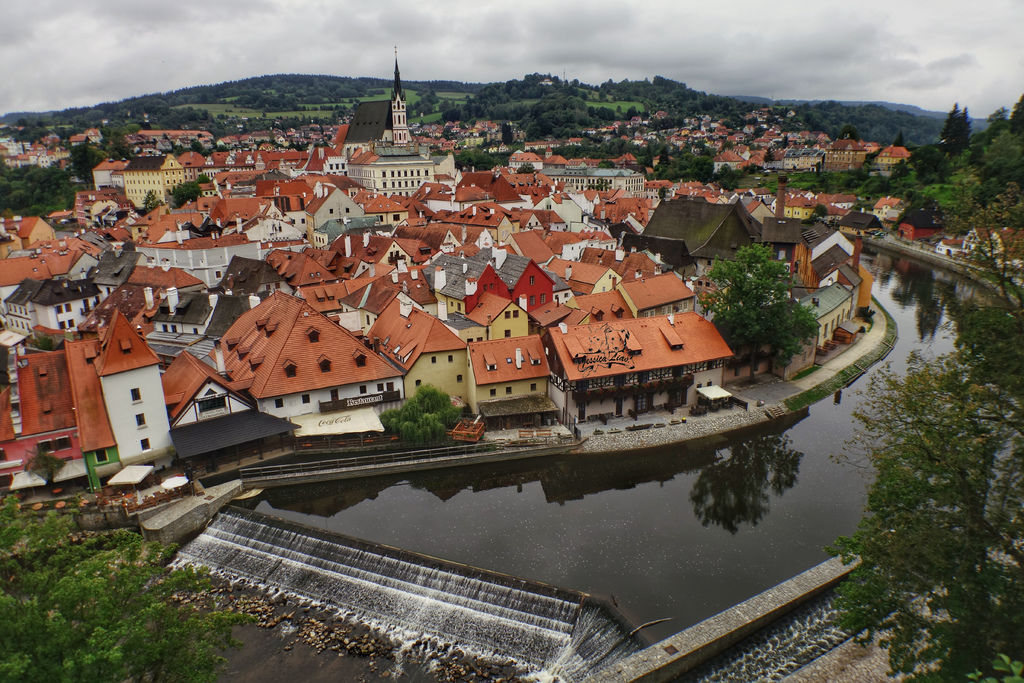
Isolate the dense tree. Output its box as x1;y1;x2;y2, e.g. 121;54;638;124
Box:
516;163;536;174
171;180;203;208
892;130;905;147
832;186;1024;680
68;143;107;182
379;385;462;445
940;103;971;156
0;498;249;681
839;123;860;140
700;244;819;379
142;190;163;213
1010;94;1024;136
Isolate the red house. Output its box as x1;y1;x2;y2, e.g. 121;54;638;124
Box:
898;208;944;241
470;248;554;313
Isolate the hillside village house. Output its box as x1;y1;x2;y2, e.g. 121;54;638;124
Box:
545;314;733;426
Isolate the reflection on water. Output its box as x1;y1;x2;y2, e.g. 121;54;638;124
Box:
245;254;969;640
690;432;803;535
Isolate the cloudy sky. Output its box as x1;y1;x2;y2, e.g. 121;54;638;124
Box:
2;0;1021;117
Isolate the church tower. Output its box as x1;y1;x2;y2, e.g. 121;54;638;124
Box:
390;49;410;146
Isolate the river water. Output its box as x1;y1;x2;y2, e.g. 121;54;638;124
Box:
248;253;974;643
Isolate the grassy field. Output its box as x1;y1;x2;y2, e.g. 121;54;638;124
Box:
173;103;339;119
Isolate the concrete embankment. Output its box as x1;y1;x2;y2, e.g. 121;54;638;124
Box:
592;557;856;682
139;480;243;544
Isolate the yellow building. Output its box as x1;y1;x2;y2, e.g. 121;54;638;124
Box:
367;299;469;403
123;155;185;208
466;292;529;339
466;335;553;425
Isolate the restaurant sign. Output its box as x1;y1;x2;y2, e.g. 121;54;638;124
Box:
578;324;635;375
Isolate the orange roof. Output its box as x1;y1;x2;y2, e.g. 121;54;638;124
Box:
509;230;555;264
0;252;82;287
64;339;116;451
297;279;374;312
465;291;517;326
367;298;465;371
0;388;14;442
161;351;242;420
570;290;634;322
17;350;76;436
549;314;732;381
267;249;338;287
548;257;614;290
469;335;548;385
219;291;398;398
618;273;695;311
127;265;204;290
95;311;161;377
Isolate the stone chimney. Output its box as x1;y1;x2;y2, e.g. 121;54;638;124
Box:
144;286;154;310
214;342;226;374
362;231;370;248
515;348;523;369
775;174;788;219
565;265;572;281
614;248;624;262
166;286;179;313
437;299;448;321
493;248;507;270
248;294;260;309
399;301;412;318
635;269;642;280
344;234;352;257
208;293;218;310
465;277;478;296
558;322;568;334
391;270;399;284
518;295;527;310
434;266;447;292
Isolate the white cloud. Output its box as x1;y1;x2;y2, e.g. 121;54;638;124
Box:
1;0;1020;117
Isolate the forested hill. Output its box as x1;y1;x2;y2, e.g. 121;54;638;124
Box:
3;72;944;145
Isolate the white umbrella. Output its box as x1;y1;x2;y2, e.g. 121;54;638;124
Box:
160;475;189;490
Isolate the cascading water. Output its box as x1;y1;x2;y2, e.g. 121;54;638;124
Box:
174;507;643;681
678;591;848;682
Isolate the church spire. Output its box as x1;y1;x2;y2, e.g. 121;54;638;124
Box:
392;46;404;101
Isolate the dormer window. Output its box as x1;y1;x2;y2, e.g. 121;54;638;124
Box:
353;350;367;367
283;361;297;378
318;355;331;373
308;328;320;343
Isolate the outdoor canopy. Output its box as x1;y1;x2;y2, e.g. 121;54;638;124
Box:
291;407;384;437
107;464;154;486
9;471;46;491
696;385;733;401
53;459;88;483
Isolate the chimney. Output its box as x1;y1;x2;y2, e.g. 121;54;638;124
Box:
144;287;154;310
614;248;624;262
853;236;863;270
344;234;352;257
437;299;448;321
667;313;675;326
208;293;219;309
248;294;260;309
461;224;467;243
399;301;412;318
434;266;447;292
166;286;179;313
362;231;370;248
369;263;376;277
397;259;408;273
391;271;399;284
214;342;226;374
465;277;478;296
565;265;572;280
493;248;507;270
775;174;788;219
410;269;419;280
175;228;184;245
515;348;523;369
558;322;568;334
635;269;642;280
462;263;468;274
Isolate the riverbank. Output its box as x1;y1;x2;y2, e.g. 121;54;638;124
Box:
577;299;894;455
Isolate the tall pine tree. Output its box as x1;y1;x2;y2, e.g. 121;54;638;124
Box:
940;103;971;156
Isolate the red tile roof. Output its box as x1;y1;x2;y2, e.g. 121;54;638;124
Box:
367;298;465;371
161;351;242;421
549;314;732;381
469;335;549;385
219;291;398;398
17;350;76;436
95;311;161;377
618;273;695;311
64;339;116;451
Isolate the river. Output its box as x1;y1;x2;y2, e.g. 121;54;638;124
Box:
246;253;976;644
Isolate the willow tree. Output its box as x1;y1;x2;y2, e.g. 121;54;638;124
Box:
380;385;462;445
701;244;818;380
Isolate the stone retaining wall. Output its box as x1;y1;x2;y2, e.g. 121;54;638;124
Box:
140;480;243;545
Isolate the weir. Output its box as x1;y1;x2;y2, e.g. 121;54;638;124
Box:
174;506;644;681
